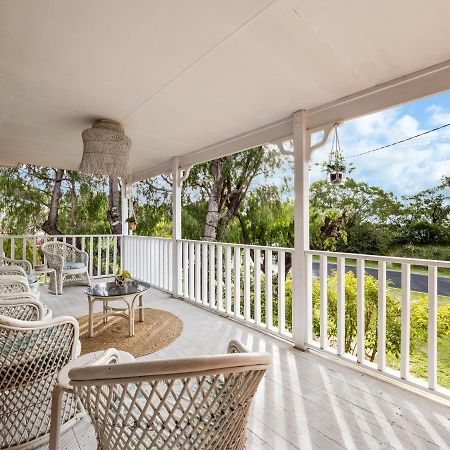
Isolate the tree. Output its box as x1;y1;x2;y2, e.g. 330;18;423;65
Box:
184;147;282;241
0;165;111;236
310;178;401;227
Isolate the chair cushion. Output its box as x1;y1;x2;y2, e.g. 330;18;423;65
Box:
64;262;85;270
27;275;37;285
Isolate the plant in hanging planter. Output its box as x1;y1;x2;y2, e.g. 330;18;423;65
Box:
126;216;137;231
115;269;132;287
321;155;351;185
321;125;353;185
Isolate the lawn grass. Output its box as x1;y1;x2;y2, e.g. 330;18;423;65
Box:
387;288;450;389
388;287;450;306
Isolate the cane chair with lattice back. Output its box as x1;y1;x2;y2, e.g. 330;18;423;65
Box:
67;340;270;450
42;242;90;295
0;274;30;297
0;315;80;449
0;256;32;275
0;294;47;321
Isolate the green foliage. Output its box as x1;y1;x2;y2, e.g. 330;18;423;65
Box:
116;269;131;279
312;271;401;361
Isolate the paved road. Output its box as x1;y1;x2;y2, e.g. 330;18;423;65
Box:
311;262;450;297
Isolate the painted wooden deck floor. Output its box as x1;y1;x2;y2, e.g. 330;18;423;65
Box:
37;281;450;450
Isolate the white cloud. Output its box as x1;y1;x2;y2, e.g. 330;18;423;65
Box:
427;104;450;126
310;107;450;196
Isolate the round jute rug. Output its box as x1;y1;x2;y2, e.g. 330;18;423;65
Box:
77;308;183;357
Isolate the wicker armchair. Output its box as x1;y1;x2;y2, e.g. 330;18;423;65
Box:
0;274;31;296
0;315;80;449
42;242;90;295
0;292;52;321
0;255;32;275
57;340;270;450
0;295;45;321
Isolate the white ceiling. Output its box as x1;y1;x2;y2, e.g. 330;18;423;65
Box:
1;0;450;178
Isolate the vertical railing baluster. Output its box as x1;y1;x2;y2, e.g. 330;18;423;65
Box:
244;247;251;321
428;265;438;390
175;240;180;294
189;242;195;300
105;236;111;276
89;236;94;278
11;238;15;260
112;236;117;275
183;241;189;298
377;261;387;371
400;263;411;379
278;250;286;333
319;255;328;349
265;249;273;329
337;256;345;356
225;245;232;313
166;240;171;289
195;242;201;302
22;236;26;261
357;259;365;363
32;236;37;267
234;247;241;317
150;238;155;286
254;248;261;326
97;236;102;277
209;243;216;308
202;243;208;305
217;244;223;310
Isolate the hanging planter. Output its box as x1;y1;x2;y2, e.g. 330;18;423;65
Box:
322;125;351;185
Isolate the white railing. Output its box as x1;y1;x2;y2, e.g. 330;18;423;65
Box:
123;235;172;292
0;234;119;278
177;239;294;340
305;249;450;399
2;232;449;399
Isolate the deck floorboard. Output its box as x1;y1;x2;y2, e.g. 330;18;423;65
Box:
36;282;449;449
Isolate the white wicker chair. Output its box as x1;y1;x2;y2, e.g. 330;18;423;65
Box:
58;341;270;450
42;242;91;295
0;274;31;295
0;315;81;449
0;256;32;275
0;292;52;321
0;296;45;321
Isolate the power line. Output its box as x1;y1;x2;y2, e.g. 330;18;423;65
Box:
346;123;450;159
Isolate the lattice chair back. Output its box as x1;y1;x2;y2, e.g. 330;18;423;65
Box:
0;265;28;278
0;294;44;321
0;256;32;275
0;274;30;296
69;340;270;450
0;315;80;449
42;242;90;295
42;241;81;263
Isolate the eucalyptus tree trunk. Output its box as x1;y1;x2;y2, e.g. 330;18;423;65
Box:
42;168;64;235
107;176;122;235
203;159;225;241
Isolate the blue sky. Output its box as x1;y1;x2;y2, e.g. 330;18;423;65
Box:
309;91;450;196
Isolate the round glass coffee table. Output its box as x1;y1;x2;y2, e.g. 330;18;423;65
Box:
85;280;151;337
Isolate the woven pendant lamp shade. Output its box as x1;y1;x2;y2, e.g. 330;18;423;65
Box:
80;119;132;181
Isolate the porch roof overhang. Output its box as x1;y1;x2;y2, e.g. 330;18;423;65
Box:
1;1;450;181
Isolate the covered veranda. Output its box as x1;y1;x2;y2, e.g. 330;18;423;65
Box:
1;1;450;448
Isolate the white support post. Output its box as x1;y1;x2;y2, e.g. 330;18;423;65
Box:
292;110;311;350
172;157;182;298
120;180;130;271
